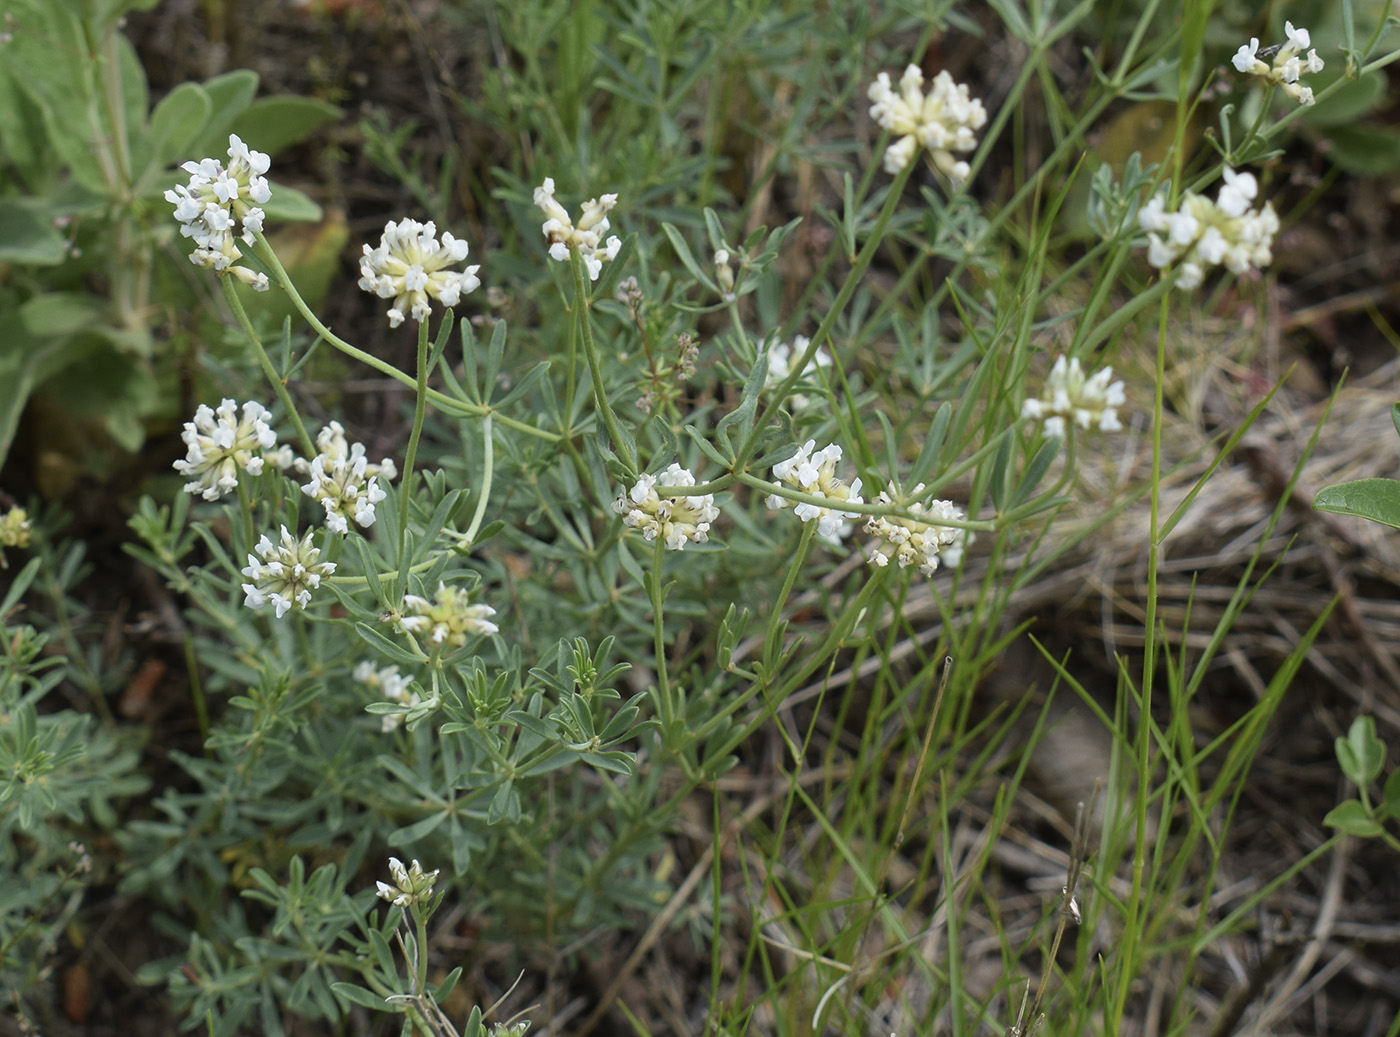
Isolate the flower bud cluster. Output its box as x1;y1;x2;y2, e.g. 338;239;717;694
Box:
296;422;397;534
0;507;30;549
1138;169;1279;290
399;582;499;649
534;177;622;281
612;464;719;551
864;487;965;576
1232;22;1324;105
358;218;481;328
1021;356;1125;439
376;856;439;908
766;440;865;541
354;662;421;733
867;65;987;182
164;134;272;290
240;526;336;619
173;399;280;501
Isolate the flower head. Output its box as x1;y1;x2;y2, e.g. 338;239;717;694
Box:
1137;170;1279;289
612;464;720;550
0;507;31;549
399;582;499;649
164;134;272;289
766;440;865;541
1022;356;1125;439
354;661;421;733
376;856;439;908
764;335;832;408
867;65;988;182
297;422;397;534
173;399;279;501
534;178;622;281
358;219;481;328
864;487;966;576
240;526;336;619
1231;22;1324;105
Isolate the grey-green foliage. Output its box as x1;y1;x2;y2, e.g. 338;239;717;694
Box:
0;558;147;1023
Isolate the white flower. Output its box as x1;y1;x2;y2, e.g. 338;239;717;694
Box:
164;134;272;289
864;486;965;576
867;65;987;182
296;422;397;533
376;857;439;908
767;440;865;541
763;335;832;409
714;249;736;299
612;464;720;550
399;582;498;649
1022;356;1125;440
358;219;481;328
240;526;335;619
1230;22;1323;105
173;398;279;501
1137;169;1279;288
354;662;421;732
534;177;622;281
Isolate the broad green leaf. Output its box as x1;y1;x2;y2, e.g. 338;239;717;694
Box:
1313;478;1400;529
192;70;261;156
1323;798;1383;837
1305;68;1386;129
1385;767;1400;818
20;293;108;337
143;82;213;175
231;96;342;156
1336;715;1386;787
0;201;67;265
1324;125;1400;176
261;182;324;223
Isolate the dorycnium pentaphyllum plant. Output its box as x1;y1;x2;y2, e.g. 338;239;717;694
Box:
5;0;1400;1033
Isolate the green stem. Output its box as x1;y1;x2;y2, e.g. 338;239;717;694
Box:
398;320;431;570
464;416;494;544
647;535;674;741
221;277;315;456
571;250;638;472
249;231;558;442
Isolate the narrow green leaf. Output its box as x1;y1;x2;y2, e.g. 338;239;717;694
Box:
330;982;388;1011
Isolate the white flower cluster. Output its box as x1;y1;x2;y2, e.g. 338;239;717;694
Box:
353;661;421;733
165;134;272;290
612;464;720;551
867;65;988;182
534;177;622;281
766;335;832;383
358;219;481;328
1138;169;1279;290
399;582;499;649
865;488;966;576
1021;355;1125;439
240;526;336;619
296;422;397;534
767;440;865;541
173;398;279;501
376;856;439;908
1233;22;1324;105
